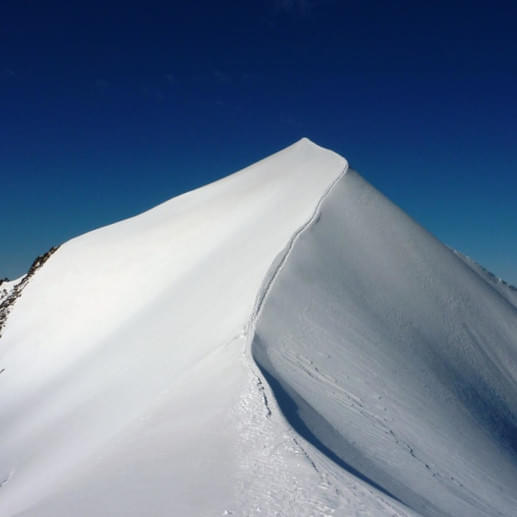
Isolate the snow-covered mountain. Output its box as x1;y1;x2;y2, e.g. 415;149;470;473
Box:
1;139;516;517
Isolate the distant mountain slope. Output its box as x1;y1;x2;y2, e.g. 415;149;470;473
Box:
452;249;517;309
253;169;517;517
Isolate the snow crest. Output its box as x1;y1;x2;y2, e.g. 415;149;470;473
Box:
0;139;355;516
1;139;516;516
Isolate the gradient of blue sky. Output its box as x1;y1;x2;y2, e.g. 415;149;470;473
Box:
1;1;516;283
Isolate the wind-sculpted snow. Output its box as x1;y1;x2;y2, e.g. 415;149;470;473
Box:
252;170;517;517
0;139;360;516
1;138;515;516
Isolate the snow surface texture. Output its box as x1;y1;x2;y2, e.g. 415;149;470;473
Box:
1;139;516;516
452;250;517;309
253;170;517;517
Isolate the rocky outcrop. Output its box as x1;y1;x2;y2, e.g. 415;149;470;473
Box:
0;246;60;339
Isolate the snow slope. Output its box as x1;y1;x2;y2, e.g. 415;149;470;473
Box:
1;139;516;516
453;250;517;309
253;170;517;517
0;138;359;517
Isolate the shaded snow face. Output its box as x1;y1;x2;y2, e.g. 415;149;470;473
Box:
253;170;517;517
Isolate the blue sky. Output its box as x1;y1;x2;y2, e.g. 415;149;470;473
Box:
1;1;516;283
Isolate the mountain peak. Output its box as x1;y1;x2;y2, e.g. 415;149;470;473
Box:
0;144;515;517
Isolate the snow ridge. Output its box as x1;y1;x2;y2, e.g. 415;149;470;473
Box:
242;162;348;473
0;138;353;517
247;162;348;332
2;139;515;517
239;163;422;516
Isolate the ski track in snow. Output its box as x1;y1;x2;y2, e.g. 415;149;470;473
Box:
234;342;418;517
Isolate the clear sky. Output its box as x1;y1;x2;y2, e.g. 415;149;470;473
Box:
1;1;516;284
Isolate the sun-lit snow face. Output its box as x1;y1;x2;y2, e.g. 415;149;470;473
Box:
0;139;350;516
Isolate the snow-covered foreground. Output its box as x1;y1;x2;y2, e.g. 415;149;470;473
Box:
1;139;516;516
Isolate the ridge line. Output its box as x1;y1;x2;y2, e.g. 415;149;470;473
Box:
247;163;348;332
238;161;349;503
